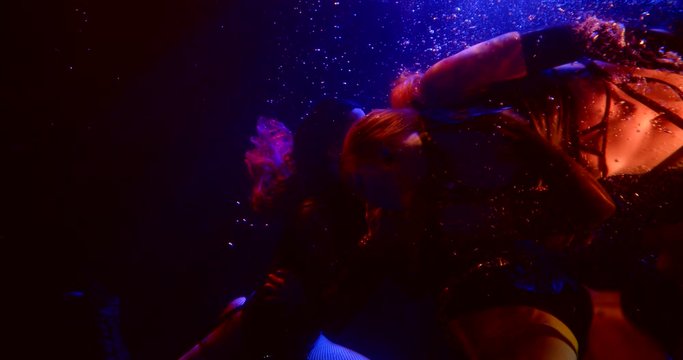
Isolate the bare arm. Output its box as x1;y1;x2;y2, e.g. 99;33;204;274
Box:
420;25;588;108
421;32;527;108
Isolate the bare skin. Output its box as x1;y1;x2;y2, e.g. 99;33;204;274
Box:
449;306;578;360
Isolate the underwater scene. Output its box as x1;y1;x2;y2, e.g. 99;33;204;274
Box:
8;0;683;359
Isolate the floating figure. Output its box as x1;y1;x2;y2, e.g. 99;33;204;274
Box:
183;17;683;360
180;99;370;359
343;17;683;359
407;17;683;358
343;107;612;360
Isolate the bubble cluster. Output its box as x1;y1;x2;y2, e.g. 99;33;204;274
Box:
257;0;681;122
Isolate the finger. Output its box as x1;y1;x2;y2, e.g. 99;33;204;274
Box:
267;273;286;286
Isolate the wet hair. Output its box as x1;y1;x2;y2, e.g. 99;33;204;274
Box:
245;117;295;211
245;98;361;211
342;108;424;174
390;71;424;109
576;16;682;71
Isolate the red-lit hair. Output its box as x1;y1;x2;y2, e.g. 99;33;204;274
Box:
390;71;424;108
342;108;423;174
244;117;294;211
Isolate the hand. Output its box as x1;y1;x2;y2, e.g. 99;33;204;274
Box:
257;268;307;307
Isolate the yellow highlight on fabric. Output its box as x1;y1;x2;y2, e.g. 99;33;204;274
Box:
529;307;580;355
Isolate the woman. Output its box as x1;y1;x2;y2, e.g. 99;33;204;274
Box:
393;17;683;357
343;17;683;359
180;99;370;360
342;106;614;360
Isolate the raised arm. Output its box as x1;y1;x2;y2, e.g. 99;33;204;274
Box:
416;18;631;109
420;31;526;108
419;25;588;108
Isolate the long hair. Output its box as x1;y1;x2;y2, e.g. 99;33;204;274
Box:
244;116;294;212
390;71;424;108
576;16;683;72
245;99;361;212
342;108;424;174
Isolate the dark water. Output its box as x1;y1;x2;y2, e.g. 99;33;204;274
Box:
5;0;682;358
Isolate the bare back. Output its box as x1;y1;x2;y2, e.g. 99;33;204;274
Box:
519;61;683;178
